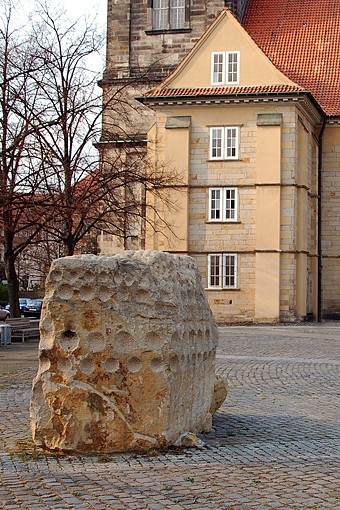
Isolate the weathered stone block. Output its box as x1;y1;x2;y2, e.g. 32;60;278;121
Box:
30;250;222;453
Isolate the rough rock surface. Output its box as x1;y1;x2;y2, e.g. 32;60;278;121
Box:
30;250;224;453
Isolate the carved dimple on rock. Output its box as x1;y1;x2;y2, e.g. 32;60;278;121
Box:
98;287;113;302
58;358;72;373
81;286;96;302
149;356;164;373
169;354;179;372
86;332;106;353
85;271;96;283
79;357;96;375
97;272;110;284
171;331;181;346
58;330;79;353
69;269;82;282
124;273;136;287
114;330;133;354
145;331;162;349
127;357;142;373
104;358;120;373
58;284;74;300
114;272;123;286
49;269;63;282
39;359;51;373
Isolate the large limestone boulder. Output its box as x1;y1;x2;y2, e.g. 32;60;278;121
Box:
30;250;224;453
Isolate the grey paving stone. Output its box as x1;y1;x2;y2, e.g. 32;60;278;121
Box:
0;325;339;509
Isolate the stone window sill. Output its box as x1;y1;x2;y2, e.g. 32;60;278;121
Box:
205;287;240;291
206;221;241;224
207;159;243;162
145;28;192;35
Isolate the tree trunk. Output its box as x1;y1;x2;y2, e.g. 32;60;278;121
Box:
64;235;75;256
4;248;20;318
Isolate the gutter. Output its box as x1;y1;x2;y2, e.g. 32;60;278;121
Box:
317;118;327;322
137;90;324;117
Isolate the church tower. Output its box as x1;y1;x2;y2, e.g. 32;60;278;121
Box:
104;1;248;83
100;1;249;141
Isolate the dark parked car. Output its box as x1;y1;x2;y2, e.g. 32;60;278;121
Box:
23;299;43;318
5;298;28;314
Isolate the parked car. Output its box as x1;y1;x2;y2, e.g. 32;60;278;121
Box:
5;298;28;314
23;299;43;318
0;307;10;321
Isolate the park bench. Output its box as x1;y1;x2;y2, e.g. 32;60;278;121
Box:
5;318;40;343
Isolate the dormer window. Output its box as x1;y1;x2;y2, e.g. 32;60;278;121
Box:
152;0;186;30
211;51;240;85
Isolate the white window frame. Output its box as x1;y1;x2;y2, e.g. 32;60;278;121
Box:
211;51;240;85
210;126;239;160
211;52;225;85
152;0;186;30
209;188;238;222
208;254;238;289
226;51;240;84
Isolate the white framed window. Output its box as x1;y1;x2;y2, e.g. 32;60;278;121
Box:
153;0;186;30
208;254;238;289
209;188;238;222
210;126;239;160
211;52;225;85
227;52;239;83
211;51;240;85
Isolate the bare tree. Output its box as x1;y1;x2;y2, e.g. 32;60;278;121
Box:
0;1;55;316
30;4;182;257
0;2;182;316
27;5;105;256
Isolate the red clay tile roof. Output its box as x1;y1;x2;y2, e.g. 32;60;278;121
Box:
243;0;340;116
144;84;304;98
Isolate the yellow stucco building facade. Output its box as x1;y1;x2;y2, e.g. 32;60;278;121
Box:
139;8;338;323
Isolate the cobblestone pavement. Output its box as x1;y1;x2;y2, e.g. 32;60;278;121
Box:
0;324;339;509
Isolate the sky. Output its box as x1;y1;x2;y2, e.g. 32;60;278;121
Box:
59;0;107;27
9;0;108;73
56;0;107;72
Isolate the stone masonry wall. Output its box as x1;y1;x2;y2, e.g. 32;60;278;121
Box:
152;104;319;323
322;127;340;318
105;1;233;79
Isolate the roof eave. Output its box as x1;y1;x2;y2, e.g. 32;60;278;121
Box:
137;90;325;123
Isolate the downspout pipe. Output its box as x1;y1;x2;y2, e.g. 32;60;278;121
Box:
128;1;132;74
317;118;326;322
